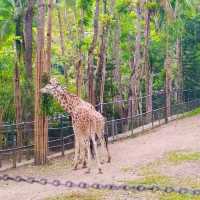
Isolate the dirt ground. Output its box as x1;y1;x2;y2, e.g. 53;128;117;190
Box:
0;114;200;200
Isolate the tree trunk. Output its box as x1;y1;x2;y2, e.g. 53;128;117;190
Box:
96;0;108;108
143;1;152;113
111;0;125;121
46;0;53;72
76;9;84;97
15;1;23;62
175;38;183;102
24;0;34;80
23;1;34;149
57;7;67;78
161;0;174;121
14;0;23;162
113;20;122;99
129;2;143;118
165;52;173;120
160;0;174;20
0;110;5;149
88;0;99;105
14;62;22;162
34;0;48;165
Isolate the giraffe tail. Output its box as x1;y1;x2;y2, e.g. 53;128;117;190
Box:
90;137;95;159
90;134;109;160
104;133;108;149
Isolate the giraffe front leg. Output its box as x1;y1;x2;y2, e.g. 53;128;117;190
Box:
79;137;87;168
80;149;87;169
85;139;91;174
72;134;79;170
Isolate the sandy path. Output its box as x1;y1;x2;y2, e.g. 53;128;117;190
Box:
0;114;200;200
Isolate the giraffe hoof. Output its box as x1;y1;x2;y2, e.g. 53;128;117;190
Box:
72;164;78;170
85;169;91;174
107;157;111;163
82;164;87;169
82;161;87;168
98;168;103;174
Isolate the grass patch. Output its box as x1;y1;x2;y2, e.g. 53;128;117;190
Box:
46;190;104;200
166;151;200;165
176;177;200;189
160;193;200;200
184;107;200;117
122;153;200;200
138;161;162;176
30;159;71;175
125;174;172;186
124;164;173;186
120;166;133;172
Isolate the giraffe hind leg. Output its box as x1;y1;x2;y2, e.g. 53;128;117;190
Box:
91;134;102;174
99;134;111;163
85;138;92;174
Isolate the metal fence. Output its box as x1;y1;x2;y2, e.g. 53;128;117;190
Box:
0;89;200;169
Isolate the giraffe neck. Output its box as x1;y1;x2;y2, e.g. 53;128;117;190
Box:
52;86;81;113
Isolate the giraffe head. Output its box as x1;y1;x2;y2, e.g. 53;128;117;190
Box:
40;78;59;95
41;77;82;113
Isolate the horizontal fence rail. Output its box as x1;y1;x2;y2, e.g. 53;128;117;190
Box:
0;89;200;169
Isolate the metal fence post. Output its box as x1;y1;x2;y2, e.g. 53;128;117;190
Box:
105;120;108;134
187;91;190;112
152;110;154;127
13;149;16;168
112;119;115;141
131;99;133;135
100;102;103;114
164;86;168;124
158;111;161;125
0;153;2;168
60;117;64;156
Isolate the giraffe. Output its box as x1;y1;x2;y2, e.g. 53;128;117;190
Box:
40;78;111;173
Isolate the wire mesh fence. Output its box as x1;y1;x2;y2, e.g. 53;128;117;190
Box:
0;89;200;169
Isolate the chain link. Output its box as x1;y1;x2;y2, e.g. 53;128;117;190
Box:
1;174;200;196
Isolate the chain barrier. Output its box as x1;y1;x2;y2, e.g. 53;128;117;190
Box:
1;174;200;196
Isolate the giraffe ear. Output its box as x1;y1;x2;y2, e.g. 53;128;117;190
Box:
50;78;59;85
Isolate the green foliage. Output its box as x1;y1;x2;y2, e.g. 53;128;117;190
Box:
160;193;200;200
182;15;200;89
77;0;93;27
127;175;172;186
116;0;132;14
100;14;112;26
166;151;200;165
45;190;103;200
0;45;15;122
184;107;200;117
41;94;54;116
145;1;159;11
41;73;54;116
124;152;200;200
42;73;50;86
40;73;63;116
0;0;200;124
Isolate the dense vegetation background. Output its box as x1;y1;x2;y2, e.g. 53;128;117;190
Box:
0;0;200;124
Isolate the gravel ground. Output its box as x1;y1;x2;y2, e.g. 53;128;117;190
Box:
0;114;200;200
